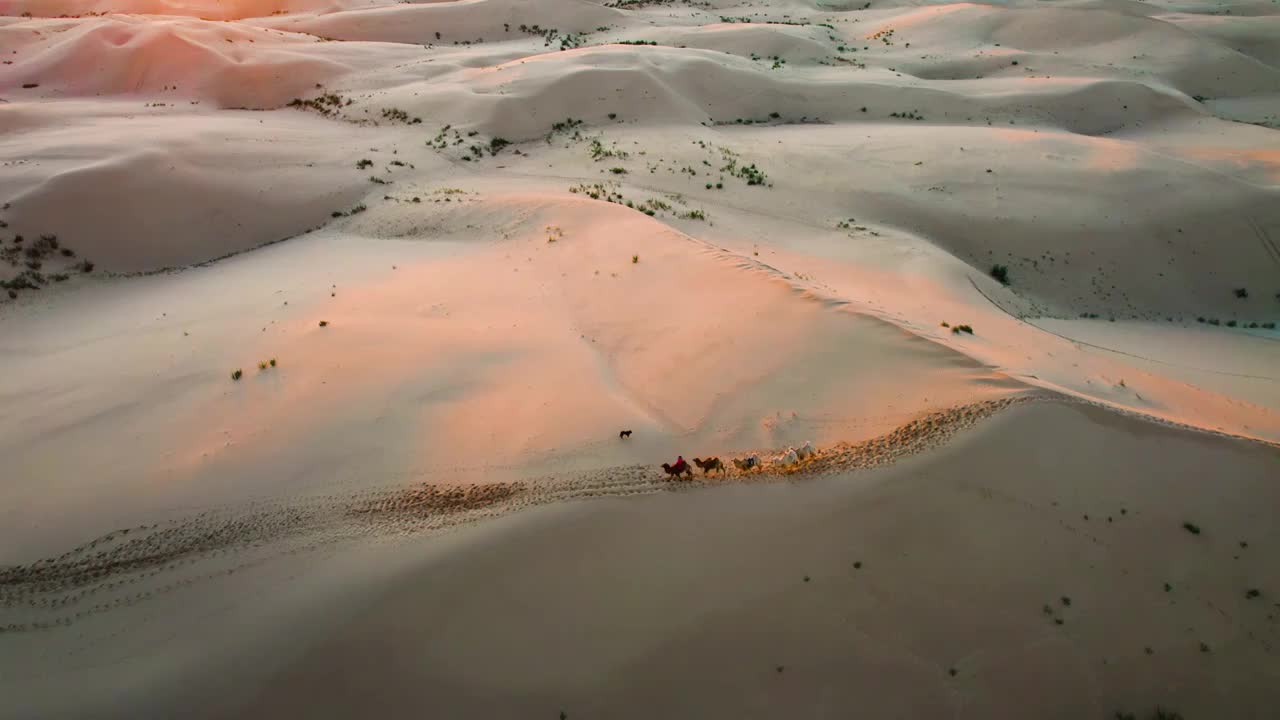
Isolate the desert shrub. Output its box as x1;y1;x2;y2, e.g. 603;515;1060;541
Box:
1234;287;1248;298
1182;521;1201;535
737;163;767;185
1;270;44;290
990;264;1009;285
231;369;243;381
380;107;421;124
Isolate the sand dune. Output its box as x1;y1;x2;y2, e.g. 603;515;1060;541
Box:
252;0;623;44
2;0;1278;715
0;16;430;107
0;102;398;271
4;0;381;21
4;401;1278;719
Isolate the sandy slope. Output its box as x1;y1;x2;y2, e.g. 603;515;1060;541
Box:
4;402;1278;719
1;0;1279;715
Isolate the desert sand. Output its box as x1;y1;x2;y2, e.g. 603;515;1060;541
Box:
1;0;1278;715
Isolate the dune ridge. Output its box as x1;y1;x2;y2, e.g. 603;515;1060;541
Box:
5;390;1277;639
0;394;1038;634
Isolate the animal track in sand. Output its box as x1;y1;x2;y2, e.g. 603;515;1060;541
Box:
0;393;1262;635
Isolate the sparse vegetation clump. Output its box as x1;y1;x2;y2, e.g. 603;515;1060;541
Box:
231;369;243;381
380;107;422;125
517;23;587;50
287;93;350;118
951;324;974;335
719;150;769;186
331;203;367;218
990;264;1010;285
590;138;630;160
1234;287;1249;298
569;181;625;203
1182;521;1201;535
429;124;466;151
547;117;585;143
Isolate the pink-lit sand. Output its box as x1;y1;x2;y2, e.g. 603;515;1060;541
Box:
2;0;1278;716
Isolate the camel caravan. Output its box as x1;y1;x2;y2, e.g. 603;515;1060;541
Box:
653;441;818;481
